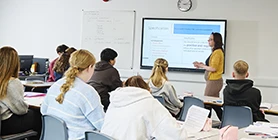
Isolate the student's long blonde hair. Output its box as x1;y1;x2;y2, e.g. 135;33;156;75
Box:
149;58;168;87
56;49;96;104
0;46;20;99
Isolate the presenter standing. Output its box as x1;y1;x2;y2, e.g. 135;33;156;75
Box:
193;32;224;120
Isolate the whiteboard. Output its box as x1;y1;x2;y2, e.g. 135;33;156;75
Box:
81;10;135;69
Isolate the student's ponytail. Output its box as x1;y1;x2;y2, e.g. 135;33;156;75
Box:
149;58;168;87
55;49;96;104
56;67;79;104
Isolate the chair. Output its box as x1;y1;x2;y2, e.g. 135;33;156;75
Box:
178;96;204;121
85;131;114;140
40;115;68;140
0;107;37;140
220;105;253;129
153;96;165;106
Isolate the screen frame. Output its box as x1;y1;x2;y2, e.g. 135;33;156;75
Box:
19;55;34;71
140;17;227;73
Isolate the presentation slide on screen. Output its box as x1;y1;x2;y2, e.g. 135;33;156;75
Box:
141;19;226;70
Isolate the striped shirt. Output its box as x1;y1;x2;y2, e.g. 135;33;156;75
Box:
41;77;105;140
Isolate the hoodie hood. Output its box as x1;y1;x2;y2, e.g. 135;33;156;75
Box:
94;60;113;71
109;87;152;107
225;79;253;94
149;80;165;94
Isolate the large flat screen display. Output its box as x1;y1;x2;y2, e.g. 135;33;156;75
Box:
140;18;227;72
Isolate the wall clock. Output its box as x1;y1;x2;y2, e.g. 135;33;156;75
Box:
177;0;192;12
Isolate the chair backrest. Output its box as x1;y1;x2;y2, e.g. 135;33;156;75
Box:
178;96;204;121
85;131;114;140
221;105;253;129
40;115;68;140
153;95;165;106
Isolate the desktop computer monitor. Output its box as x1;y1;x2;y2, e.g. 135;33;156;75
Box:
32;58;49;74
19;55;33;73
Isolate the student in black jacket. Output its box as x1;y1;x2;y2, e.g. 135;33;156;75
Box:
87;48;122;111
223;60;269;122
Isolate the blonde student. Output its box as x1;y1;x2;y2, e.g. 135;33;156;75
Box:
0;46;38;135
148;58;183;117
101;76;187;140
41;49;105;140
223;60;268;122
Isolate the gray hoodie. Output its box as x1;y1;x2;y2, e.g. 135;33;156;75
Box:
149;80;183;115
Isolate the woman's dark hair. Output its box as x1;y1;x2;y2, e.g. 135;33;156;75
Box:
100;48;118;62
53;47;77;73
124;76;150;91
212;32;224;52
56;44;69;54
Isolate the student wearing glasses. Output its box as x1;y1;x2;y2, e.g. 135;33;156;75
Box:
193;32;224;120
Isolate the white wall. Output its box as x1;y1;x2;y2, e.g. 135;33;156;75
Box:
0;0;278;104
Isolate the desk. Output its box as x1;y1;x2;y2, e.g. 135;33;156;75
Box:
21;81;54;92
19;74;47;81
264;104;278;115
178;94;278;116
21;81;54;88
24;92;45;108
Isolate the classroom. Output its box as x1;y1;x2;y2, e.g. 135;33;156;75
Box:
1;0;278;139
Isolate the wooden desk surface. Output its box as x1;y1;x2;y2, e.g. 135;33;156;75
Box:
264;104;278;115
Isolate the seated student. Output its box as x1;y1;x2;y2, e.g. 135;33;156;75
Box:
0;46;37;136
148;58;183;117
47;44;68;82
101;76;187;140
87;48;122;111
41;49;105;140
53;47;77;81
223;60;269;122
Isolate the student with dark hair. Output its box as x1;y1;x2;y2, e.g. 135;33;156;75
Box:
87;48;122;111
53;47;77;81
193;32;224;120
101;76;187;140
47;44;69;82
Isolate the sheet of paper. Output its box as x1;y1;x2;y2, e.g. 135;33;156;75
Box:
245;124;278;137
24;97;44;107
260;102;272;109
183;105;210;133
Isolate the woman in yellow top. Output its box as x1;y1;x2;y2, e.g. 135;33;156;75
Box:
193;32;224;119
